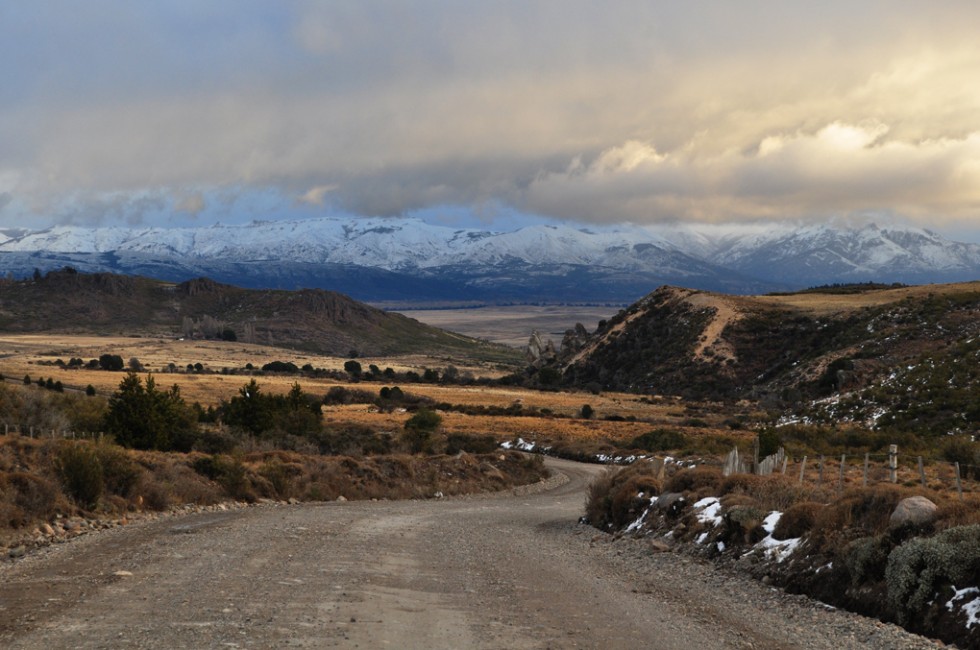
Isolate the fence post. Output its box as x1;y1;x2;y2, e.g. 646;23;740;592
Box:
918;456;926;487
818;455;825;484
753;437;760;475
838;454;846;491
781;457;788;475
863;453;869;487
799;456;808;485
889;445;898;483
955;462;963;500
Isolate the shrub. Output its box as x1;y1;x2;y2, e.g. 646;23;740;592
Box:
773;501;823;540
724;504;768;544
812;485;909;542
843;535;892;587
445;434;498;455
55;442;104;509
94;443;141;497
259;459;299;499
192;454;252;501
585;463;662;530
4;472;60;526
402;408;442;454
886;525;980;624
665;467;722;495
629;428;687;452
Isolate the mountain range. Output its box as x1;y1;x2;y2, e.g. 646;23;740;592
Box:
2;218;979;304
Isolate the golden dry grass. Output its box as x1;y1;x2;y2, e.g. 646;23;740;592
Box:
0;334;757;449
752;281;980;315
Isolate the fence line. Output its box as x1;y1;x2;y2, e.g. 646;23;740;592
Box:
722;444;978;499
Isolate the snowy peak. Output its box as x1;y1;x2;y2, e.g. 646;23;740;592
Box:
1;217;979;302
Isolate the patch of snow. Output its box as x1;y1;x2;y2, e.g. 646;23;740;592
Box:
499;438;536;452
947;586;980;629
716;541;726;552
696;531;709;544
694;497;722;526
755;511;801;562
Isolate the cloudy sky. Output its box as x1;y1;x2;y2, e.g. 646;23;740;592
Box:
3;1;980;236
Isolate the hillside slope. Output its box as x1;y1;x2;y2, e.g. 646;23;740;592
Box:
548;282;980;436
0;269;518;362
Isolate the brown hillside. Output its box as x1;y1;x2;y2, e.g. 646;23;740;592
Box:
0;269;518;362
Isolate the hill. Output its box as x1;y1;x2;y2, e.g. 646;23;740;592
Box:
544;281;980;437
0;268;519;362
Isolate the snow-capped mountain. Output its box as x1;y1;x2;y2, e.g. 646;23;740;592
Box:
1;217;978;304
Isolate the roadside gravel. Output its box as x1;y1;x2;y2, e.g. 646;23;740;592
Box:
0;458;944;649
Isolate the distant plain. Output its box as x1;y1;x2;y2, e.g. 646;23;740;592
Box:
397;305;619;347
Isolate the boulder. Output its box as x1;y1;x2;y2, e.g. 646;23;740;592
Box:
654;492;686;517
889;496;938;528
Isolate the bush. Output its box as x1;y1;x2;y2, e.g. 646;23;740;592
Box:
55;442;104;509
94;443;141;497
773;501;823;540
724;504;767;544
812;485;908;542
3;472;60;527
192;454;252;501
445;434;498;455
585;463;662;530
843;535;892;587
629;428;687;452
886;525;980;624
665;467;722;495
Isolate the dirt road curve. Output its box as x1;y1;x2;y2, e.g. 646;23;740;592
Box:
1;458;940;649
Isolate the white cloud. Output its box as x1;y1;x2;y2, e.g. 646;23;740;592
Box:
524;125;980;223
297;185;337;206
3;2;980;229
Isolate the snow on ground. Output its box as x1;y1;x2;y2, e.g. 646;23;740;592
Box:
755;511;801;562
500;438;536;452
694;497;722;526
947;586;980;629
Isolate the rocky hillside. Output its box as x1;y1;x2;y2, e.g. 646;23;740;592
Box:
542;282;980;436
0;268;517;361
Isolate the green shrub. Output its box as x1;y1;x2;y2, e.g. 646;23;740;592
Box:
843;535;892;587
192;454;251;501
629;428;687;452
724;504;767;544
445;433;498;455
94;443;141;497
886;525;980;624
55;442;104;509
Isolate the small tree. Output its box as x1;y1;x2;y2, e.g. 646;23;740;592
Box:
344;360;362;377
402;408;442;454
103;373;197;450
98;354;124;371
580;404;595;419
23;374;31;385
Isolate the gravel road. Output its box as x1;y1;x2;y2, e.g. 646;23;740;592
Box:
0;457;943;649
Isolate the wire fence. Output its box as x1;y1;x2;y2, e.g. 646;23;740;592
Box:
723;445;978;499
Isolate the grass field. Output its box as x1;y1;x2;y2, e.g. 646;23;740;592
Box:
0;333;756;451
397;305;618;347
